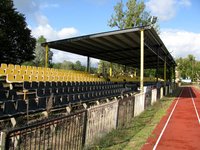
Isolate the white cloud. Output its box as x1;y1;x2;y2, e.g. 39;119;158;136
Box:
52;51;85;63
40;3;59;9
58;28;78;39
32;24;78;41
52;50;99;67
146;0;191;21
31;19;79;63
35;13;49;26
13;0;81;64
13;0;99;66
160;29;200;60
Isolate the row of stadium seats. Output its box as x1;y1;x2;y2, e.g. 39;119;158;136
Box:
109;76;157;82
23;81;122;90
0;63;105;83
0;89;22;103
5;74;103;83
0;86;131;119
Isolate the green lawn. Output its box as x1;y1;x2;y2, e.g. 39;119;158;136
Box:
87;87;181;150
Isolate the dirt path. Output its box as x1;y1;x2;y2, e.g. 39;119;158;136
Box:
142;87;200;150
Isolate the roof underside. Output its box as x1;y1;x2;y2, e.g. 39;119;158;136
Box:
43;26;176;69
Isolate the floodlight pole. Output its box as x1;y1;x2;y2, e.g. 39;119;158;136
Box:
45;44;49;68
140;29;144;93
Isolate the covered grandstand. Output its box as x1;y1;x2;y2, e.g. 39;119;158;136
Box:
0;26;177;149
42;26;176;91
0;25;176;122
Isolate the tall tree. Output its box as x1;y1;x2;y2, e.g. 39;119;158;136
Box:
33;36;53;67
0;0;36;64
103;0;160;78
108;0;151;29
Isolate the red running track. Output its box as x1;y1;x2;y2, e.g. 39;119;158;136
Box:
142;87;200;150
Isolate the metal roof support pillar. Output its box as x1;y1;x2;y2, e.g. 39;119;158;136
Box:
156;49;159;82
164;56;167;85
109;62;113;77
140;29;144;93
45;44;49;68
173;65;176;87
124;65;126;73
169;67;172;82
87;56;90;73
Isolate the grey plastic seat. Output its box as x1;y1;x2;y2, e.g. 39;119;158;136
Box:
16;100;27;114
4;101;18;117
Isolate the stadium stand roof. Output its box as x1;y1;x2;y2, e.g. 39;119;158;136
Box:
42;26;176;69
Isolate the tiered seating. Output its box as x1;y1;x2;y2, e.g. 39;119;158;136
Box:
0;63;105;83
0;81;132;119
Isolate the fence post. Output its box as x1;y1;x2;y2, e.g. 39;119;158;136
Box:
0;132;6;150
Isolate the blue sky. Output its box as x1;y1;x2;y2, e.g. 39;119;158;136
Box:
13;0;200;65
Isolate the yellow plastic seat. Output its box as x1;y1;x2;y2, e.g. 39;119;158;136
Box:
8;64;14;69
20;69;27;75
26;66;32;70
14;65;21;70
6;74;15;83
32;70;38;75
37;67;42;70
6;74;23;83
1;63;7;69
43;71;49;76
15;75;23;82
26;70;33;75
43;76;49;81
38;70;44;75
30;75;37;81
32;66;37;70
5;68;13;74
0;68;6;76
13;69;21;75
21;65;27;70
23;75;30;81
49;76;55;81
37;75;44;81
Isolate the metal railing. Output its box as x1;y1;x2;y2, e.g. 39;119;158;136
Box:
2;110;87;150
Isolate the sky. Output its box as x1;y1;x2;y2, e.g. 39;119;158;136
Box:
13;0;200;66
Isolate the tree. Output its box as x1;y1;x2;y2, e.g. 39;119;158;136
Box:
102;0;160;78
98;60;125;77
0;0;36;64
33;36;53;67
74;61;86;71
176;54;200;82
108;0;151;30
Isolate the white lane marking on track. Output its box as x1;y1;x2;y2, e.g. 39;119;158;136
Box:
189;87;200;125
153;88;184;150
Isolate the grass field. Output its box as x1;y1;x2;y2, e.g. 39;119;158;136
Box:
87;87;181;150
